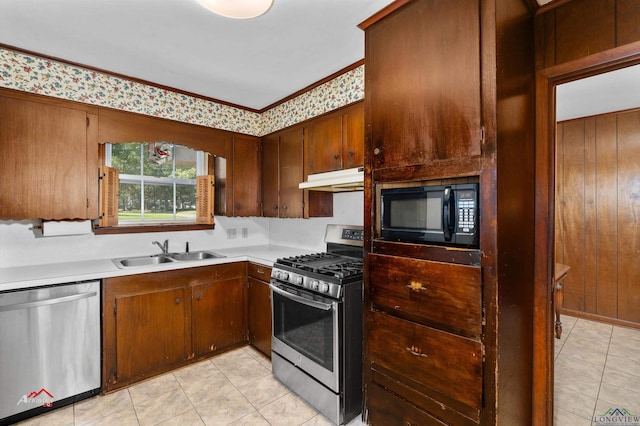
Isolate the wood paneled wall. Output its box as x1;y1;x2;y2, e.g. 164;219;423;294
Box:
536;0;640;69
555;108;640;324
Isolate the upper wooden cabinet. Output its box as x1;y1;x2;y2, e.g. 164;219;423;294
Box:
304;102;365;174
261;128;304;218
365;1;482;172
0;93;99;220
230;134;262;217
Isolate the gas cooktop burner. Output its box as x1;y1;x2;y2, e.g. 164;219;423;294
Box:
277;253;363;278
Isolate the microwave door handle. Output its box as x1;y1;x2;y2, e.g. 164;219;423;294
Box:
443;186;454;241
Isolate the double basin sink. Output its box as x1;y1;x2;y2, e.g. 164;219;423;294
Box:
112;250;225;269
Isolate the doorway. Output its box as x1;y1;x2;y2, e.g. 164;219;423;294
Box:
534;45;640;425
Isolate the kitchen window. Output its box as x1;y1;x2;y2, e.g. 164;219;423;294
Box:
98;142;214;233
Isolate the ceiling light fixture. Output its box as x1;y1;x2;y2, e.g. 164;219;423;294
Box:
195;0;273;19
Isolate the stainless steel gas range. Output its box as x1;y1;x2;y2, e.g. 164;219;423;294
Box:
270;224;364;425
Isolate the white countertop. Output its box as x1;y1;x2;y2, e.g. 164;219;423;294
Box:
0;244;316;292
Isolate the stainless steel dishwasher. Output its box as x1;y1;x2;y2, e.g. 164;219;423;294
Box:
0;280;101;424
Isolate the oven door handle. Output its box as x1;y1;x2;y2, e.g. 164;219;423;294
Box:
269;284;334;311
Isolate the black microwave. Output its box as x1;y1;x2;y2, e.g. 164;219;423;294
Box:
380;183;479;247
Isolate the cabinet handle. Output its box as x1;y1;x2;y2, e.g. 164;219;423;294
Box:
256;268;265;275
235;204;241;210
175;298;181;304
348;150;354;157
283;205;288;210
273;205;278;210
334;154;340;160
406;345;428;358
196;294;202;301
374;147;381;155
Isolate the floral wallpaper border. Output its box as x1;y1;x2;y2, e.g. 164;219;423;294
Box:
0;48;364;137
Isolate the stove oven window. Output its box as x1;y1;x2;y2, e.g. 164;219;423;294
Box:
272;291;336;372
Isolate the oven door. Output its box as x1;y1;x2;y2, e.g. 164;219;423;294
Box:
270;281;341;392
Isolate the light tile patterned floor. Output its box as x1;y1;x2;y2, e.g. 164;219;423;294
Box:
16;346;366;426
554;315;640;425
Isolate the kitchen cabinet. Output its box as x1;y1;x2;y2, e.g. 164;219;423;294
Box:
103;263;246;392
230;134;262;217
191;263;245;357
361;0;536;424
365;1;481;172
247;263;272;356
0;92;99;220
261;128;304;218
304;102;364;174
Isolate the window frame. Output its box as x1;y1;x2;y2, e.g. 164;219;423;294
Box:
95;142;215;234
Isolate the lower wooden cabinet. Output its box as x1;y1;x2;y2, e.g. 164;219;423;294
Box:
102;263;245;392
114;287;188;384
192;276;245;357
247;263;272;356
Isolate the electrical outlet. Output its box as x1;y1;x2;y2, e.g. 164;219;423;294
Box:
241;227;248;238
227;228;237;239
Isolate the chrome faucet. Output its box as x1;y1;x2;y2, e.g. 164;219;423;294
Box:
152;239;169;254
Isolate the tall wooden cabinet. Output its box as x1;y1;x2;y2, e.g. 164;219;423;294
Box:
230;134;262;217
361;0;535;424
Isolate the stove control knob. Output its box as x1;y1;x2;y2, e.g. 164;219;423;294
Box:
311;280;319;291
281;272;289;281
320;282;330;293
295;275;303;285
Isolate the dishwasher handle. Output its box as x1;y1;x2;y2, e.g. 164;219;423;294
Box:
0;291;98;312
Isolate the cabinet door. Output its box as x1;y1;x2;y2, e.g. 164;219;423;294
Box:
279;127;304;218
248;275;272;356
366;0;482;170
0;96;90;220
342;102;364;169
192;277;244;356
305;114;342;174
232;134;261;216
114;287;187;382
261;134;280;218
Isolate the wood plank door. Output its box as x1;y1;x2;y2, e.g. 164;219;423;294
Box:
279;127;304;218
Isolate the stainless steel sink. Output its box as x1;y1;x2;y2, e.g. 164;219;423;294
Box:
112;250;224;268
169;250;224;261
112;254;176;268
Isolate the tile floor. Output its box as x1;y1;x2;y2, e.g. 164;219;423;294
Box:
16;345;366;426
15;316;640;426
554;315;640;425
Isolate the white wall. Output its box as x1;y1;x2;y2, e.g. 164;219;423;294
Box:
0;191;364;268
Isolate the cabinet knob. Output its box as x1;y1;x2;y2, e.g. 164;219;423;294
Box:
175;298;181;304
334;154;340;160
235;204;241;209
273;205;278;210
283;205;288;210
348;151;354;157
373;147;381;155
196;294;202;301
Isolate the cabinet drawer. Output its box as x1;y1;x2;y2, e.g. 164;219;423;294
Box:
367;310;483;411
215;262;245;280
248;263;272;281
367;382;448;426
368;253;482;338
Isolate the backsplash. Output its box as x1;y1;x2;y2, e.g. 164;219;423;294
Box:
0;47;364;136
0;192;363;268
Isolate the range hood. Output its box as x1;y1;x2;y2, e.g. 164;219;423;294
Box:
299;167;364;192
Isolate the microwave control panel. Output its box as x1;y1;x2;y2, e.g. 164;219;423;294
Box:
456;189;477;235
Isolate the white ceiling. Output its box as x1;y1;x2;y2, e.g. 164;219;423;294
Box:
0;0;395;110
